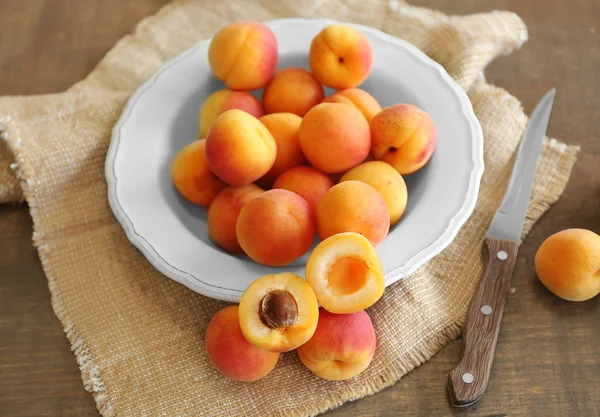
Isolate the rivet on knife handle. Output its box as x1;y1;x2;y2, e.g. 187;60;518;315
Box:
447;238;519;407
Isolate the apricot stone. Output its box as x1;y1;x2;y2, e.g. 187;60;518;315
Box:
198;89;264;138
297;308;376;380
370;104;437;175
309;25;373;89
257;113;306;188
208;21;278;90
262;68;325;117
207;184;264;253
171;139;227;206
322;88;381;123
306;232;385;314
272;166;334;218
340;161;408;225
239;273;319;352
236;189;315;266
205;109;276;186
298;103;371;174
205;305;280;382
535;228;600;302
317;181;390;246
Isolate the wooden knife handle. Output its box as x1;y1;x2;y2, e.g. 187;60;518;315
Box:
447;238;519;407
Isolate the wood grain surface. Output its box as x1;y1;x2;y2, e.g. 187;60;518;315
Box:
1;1;599;416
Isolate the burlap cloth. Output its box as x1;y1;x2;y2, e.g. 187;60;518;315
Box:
0;0;580;416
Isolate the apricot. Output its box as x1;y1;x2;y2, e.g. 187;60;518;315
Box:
297;308;376;380
535;228;600;302
262;68;325;117
322;88;381;123
317;181;389;246
205;109;276;186
298;103;371;174
239;273;319;352
171;139;227;206
198;89;264;138
340;161;408;225
205;305;280;382
207;184;264;253
272;166;334;218
306;232;385;314
236;189;315;266
309;25;373;89
208;21;278;90
256;113;306;188
370;104;437;175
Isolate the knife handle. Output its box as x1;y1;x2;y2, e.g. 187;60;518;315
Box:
447;238;519;407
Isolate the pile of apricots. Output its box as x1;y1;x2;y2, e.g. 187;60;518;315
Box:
170;20;436;382
172;20;600;382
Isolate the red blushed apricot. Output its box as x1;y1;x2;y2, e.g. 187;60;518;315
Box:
205;305;280;382
198;89;264;138
205;109;276;186
317;181;390;246
535;229;600;302
262;68;325;117
171;140;227;206
239;273;319;352
309;25;373;89
340;161;408;225
298;103;371;174
236;189;315;266
297;308;377;381
256;113;306;188
322;88;381;123
305;232;385;314
208;21;278;90
272;166;334;218
370;104;437;175
207;185;264;253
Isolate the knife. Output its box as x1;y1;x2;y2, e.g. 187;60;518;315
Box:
447;88;556;407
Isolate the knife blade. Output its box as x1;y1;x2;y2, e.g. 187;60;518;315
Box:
447;88;556;407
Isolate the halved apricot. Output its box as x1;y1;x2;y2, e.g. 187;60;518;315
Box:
239;273;319;352
305;232;385;314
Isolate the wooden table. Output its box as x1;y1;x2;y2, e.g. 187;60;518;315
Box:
1;1;598;416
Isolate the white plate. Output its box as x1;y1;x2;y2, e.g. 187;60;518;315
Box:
106;18;484;303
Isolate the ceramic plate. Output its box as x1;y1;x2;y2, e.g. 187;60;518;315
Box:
106;18;484;302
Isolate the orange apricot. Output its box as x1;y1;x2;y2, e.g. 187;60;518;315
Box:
239;273;319;352
262;68;325;117
272;166;334;218
322;88;381;123
171;139;227;206
198;89;263;138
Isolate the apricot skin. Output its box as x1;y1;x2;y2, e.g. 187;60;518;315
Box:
262;68;325;117
171;140;227;206
205;109;277;186
207;185;264;253
298;103;371;174
198;89;264;138
297;308;376;381
370;104;437;175
236;189;316;267
208;21;278;90
322;88;381;123
535;228;600;302
205;305;280;382
257;113;306;188
340;161;408;225
272;166;334;218
309;25;373;89
317;181;390;246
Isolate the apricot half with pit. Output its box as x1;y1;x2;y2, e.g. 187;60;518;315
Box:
306;232;385;314
239;273;319;352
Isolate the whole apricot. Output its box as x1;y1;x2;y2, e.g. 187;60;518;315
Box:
322;88;381;123
272;166;334;218
205;305;280;382
262;68;325;117
535;228;600;301
198;89;264;138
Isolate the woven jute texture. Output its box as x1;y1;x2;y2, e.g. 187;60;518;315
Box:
0;1;580;416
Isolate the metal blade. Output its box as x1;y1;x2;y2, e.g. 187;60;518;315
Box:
486;88;556;241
